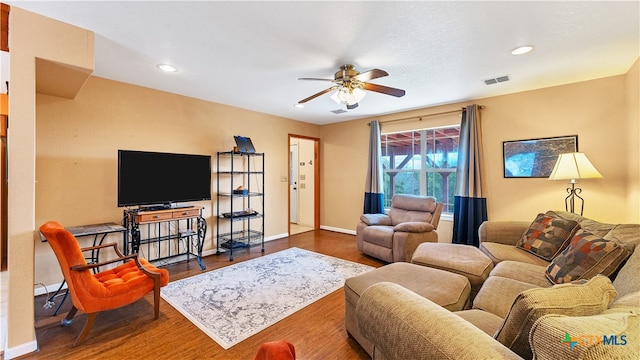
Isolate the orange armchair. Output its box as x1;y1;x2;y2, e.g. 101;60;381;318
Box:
39;221;169;347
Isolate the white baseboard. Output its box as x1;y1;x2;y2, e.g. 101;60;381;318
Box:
4;335;37;359
265;233;289;241
34;281;66;297
319;225;356;235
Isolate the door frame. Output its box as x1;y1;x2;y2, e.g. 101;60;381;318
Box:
1;114;6;270
288;134;320;234
289;143;298;224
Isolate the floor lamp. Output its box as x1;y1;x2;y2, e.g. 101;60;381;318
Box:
548;152;602;216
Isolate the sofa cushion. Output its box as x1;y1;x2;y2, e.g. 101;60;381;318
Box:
455;309;505;337
603;224;640;252
489;261;551;287
494;275;618;359
516;212;580;261
481;242;551;266
613;245;640;298
610;291;640;310
473;276;540;318
546;229;630;284
529;309;639;360
546;210;616;237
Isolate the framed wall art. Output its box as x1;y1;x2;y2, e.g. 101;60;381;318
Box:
503;135;578;178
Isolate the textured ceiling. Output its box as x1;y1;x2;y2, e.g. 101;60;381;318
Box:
7;1;640;125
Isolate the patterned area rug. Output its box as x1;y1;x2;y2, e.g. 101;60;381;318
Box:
160;247;374;349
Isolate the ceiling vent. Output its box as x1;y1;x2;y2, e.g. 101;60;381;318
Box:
331;109;348;114
484;75;510;85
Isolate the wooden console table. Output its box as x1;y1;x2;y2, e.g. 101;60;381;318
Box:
124;206;207;270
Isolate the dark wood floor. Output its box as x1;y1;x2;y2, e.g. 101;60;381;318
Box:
22;230;385;360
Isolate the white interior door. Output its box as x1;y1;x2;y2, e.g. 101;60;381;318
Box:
290;144;298;223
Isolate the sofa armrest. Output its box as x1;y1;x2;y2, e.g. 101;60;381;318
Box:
529;310;639;360
356;282;523;360
361;213;392;226
479;221;530;246
394;221;435;233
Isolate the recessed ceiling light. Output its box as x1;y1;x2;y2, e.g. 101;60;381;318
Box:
156;63;179;72
294;103;304;108
511;46;533;55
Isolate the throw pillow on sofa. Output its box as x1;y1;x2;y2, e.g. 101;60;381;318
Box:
494;275;617;359
546;229;631;284
516;212;580;261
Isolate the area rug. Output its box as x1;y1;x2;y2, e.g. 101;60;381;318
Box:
160;247;374;349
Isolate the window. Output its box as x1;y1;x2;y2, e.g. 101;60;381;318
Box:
381;126;460;213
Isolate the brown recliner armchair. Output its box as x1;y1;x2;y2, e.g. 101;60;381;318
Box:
356;194;443;263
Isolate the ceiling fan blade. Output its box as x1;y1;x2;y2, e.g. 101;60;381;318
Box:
298;77;336;82
363;82;406;97
353;69;388;82
346;103;359;110
298;87;337;104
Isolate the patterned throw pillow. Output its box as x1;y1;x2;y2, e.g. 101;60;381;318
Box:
516;213;580;261
546;229;630;284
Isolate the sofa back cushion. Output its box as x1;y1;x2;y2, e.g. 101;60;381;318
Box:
494;275;617;359
548;210;616;237
516;212;580;261
603;224;640;254
613;245;640;299
388;194;437;225
545;229;631;284
546;212;640;250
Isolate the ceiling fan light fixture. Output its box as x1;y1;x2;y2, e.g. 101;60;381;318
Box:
352;87;366;102
298;64;402;108
330;86;366;106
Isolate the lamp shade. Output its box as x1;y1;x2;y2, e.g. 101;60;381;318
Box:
548;152;603;181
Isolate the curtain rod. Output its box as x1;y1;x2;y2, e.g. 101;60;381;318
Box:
368;105;483;126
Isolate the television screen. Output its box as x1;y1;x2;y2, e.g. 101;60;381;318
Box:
118;150;212;207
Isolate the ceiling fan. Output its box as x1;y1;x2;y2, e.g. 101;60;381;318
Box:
297;64;406;110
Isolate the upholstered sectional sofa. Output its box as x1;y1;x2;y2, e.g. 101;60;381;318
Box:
350;211;640;359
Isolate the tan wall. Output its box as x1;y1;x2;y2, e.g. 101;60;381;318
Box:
34;76;320;287
7;7;94;356
321;72;637;236
320;117;370;232
625;58;639;222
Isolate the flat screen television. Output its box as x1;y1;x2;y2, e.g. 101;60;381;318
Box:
118;150;212;208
